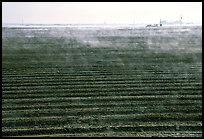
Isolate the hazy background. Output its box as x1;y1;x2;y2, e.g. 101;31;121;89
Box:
2;2;202;24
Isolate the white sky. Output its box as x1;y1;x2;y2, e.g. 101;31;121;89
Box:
2;2;202;24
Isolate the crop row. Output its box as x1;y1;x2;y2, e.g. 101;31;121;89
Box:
3;94;201;101
3;125;202;137
2;85;201;94
2;59;201;65
2;87;201;96
3;106;201;119
2;100;201;111
2;71;201;77
2;68;201;75
2;94;201;103
2;125;202;137
3;105;201;114
3;112;201;124
3;90;201;99
2;63;201;72
8;131;201;137
2;80;201;87
2;64;201;71
2;77;200;85
2;84;201;93
3;120;201;130
2;75;201;81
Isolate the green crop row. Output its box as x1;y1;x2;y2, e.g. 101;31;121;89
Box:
2;77;200;85
3;105;201;114
2;81;201;88
2;75;201;82
8;131;201;137
3;113;202;128
2;99;201;108
2;95;201;104
2;85;201;92
3;121;202;131
3;106;201;119
2;100;201;111
2;125;202;136
3;90;201;99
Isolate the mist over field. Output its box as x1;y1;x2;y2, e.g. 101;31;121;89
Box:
2;24;202;137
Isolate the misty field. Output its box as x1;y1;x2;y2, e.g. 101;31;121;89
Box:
2;25;202;137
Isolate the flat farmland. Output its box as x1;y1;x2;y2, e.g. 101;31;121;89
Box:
2;25;202;137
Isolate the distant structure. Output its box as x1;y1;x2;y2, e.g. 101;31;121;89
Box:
146;24;159;27
160;19;162;26
160;16;183;26
146;16;183;27
180;15;182;25
146;19;162;27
